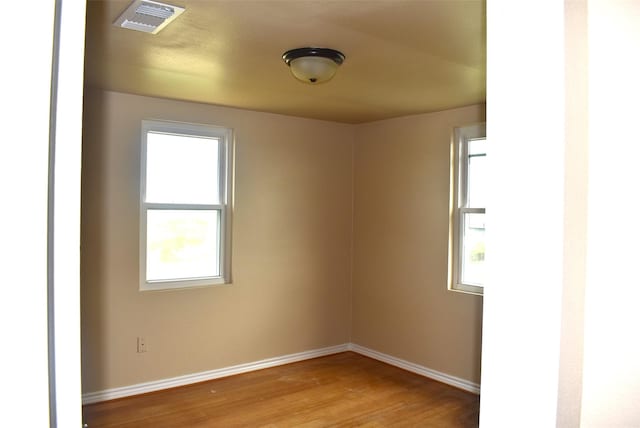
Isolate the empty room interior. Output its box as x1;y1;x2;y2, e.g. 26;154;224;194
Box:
9;1;640;427
80;1;486;426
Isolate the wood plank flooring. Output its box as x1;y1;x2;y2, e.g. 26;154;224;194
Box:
82;352;479;427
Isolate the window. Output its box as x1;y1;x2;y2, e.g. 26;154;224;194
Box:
449;123;486;295
139;120;233;291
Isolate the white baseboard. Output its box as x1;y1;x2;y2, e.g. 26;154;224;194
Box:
82;342;479;404
348;343;480;395
82;343;349;404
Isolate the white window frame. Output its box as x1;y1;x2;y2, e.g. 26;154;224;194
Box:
139;119;233;291
449;123;486;295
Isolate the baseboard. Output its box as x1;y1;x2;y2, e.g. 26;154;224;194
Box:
348;343;480;395
83;342;479;404
82;343;349;404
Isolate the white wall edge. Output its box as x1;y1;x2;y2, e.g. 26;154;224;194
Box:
82;344;349;404
83;342;480;404
348;343;481;395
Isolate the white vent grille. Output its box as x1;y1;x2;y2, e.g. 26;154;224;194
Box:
113;0;185;34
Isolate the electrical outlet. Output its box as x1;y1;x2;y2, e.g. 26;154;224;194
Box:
137;336;147;353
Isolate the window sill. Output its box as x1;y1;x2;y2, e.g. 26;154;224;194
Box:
140;277;232;292
449;284;484;296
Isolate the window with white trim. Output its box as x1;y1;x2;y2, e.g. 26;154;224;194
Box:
140;120;233;291
450;123;486;295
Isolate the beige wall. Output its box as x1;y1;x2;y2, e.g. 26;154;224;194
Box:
81;88;485;393
81;89;354;392
351;105;485;384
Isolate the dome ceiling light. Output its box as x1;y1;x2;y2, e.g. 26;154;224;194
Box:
282;47;346;84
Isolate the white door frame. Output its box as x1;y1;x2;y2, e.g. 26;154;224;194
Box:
48;1;87;427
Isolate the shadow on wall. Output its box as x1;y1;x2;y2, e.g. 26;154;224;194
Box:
80;89;109;392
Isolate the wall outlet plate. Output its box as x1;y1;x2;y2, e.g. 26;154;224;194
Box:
137;337;147;353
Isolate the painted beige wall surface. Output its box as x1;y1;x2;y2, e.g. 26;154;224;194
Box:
81;88;486;393
352;105;485;384
81;89;353;392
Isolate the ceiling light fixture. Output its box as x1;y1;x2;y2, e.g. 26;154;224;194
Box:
282;47;346;84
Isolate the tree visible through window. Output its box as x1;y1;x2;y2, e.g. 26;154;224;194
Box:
450;123;486;295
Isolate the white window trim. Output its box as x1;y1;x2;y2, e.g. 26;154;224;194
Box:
139;119;233;291
449;122;486;295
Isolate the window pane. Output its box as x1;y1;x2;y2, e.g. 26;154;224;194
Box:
146;132;220;204
461;212;485;286
467;138;486;208
146;209;220;282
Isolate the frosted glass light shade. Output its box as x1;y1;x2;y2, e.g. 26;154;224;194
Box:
289;56;339;84
283;47;345;84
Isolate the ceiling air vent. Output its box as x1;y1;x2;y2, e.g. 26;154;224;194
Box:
113;0;185;34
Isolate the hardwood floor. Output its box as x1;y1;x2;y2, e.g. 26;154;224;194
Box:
82;352;479;427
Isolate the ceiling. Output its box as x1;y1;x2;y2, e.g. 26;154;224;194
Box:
84;0;486;124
